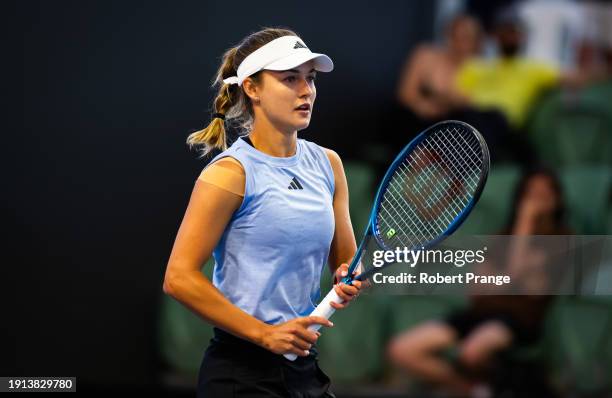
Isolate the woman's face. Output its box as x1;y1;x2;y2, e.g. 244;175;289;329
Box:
254;60;317;133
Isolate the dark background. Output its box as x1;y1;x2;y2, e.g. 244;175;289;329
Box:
8;0;435;389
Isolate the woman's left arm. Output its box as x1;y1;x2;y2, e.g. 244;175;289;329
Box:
324;148;362;309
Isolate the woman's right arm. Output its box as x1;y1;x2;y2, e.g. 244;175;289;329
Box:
163;176;331;357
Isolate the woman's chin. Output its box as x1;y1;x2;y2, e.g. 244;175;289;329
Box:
294;118;311;131
276;118;310;133
297;122;311;131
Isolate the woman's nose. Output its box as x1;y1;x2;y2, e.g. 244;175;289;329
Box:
299;78;314;97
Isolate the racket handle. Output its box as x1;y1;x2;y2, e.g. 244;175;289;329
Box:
283;288;343;361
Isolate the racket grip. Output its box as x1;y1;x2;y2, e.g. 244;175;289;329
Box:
283;288;343;361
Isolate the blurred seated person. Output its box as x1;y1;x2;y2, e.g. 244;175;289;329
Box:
455;8;560;130
393;14;518;165
397;14;481;121
387;168;571;397
376;19;478;184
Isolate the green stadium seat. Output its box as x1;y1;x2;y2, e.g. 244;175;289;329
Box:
544;296;612;394
456;164;521;234
527;82;612;168
560;166;612;234
316;292;389;383
343;161;376;235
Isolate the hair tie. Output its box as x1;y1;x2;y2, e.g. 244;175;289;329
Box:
212;113;226;121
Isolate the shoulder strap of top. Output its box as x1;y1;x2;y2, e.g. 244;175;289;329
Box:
299;139;335;196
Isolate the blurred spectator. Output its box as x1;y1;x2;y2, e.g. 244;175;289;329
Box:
362;15;484;184
455;8;560;129
380;15;482;174
392;12;525;166
397;14;480;121
387;167;571;397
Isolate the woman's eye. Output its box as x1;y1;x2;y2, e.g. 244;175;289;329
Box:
285;76;296;82
308;75;316;82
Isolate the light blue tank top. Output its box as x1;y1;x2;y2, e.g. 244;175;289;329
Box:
208;137;335;325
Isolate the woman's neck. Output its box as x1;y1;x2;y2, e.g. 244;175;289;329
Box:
249;118;297;158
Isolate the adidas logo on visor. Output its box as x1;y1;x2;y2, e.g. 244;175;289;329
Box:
288;177;304;190
293;41;308;50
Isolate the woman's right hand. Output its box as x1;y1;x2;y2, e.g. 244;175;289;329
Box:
259;316;333;357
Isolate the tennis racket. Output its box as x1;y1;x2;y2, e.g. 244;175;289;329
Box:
284;120;490;361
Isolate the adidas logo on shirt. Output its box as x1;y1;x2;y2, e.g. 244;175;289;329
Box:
288;177;304;190
293;41;308;50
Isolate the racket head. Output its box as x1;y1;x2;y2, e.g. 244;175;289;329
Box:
369;120;489;254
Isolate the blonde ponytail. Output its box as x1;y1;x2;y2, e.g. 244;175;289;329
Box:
187;48;239;158
185;116;227;156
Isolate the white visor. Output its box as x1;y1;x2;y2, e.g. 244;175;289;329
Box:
223;35;334;86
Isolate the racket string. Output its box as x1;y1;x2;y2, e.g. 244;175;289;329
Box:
384;153;460;244
436;129;482;183
380;184;440;246
381;165;452;248
376;125;485;250
379;186;436;242
430;129;481;187
424;139;476;209
388;157;453;230
393;164;457;231
380;173;442;246
408;148;469;215
450;127;483;167
378;200;421;242
429;127;482;191
403;146;467;224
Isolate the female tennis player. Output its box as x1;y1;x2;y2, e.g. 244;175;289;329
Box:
163;28;362;397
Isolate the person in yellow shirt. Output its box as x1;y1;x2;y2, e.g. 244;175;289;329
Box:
456;10;560;129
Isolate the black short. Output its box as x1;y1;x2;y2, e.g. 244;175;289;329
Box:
197;328;336;398
446;311;542;346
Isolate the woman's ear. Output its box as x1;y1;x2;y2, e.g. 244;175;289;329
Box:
242;77;260;103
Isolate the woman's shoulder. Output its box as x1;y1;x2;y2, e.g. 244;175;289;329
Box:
210;157;245;175
198;157;246;197
321;147;341;165
318;146;343;177
298;139;341;169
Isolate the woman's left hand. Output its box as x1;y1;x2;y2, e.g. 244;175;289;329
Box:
330;263;363;309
